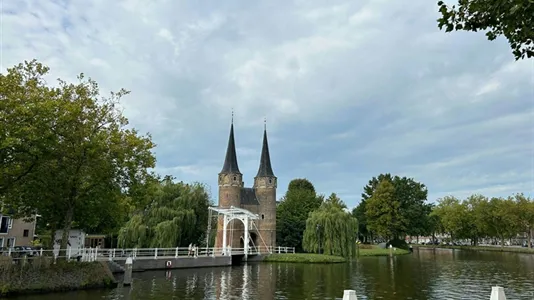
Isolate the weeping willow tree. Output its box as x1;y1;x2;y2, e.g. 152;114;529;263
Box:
302;193;358;257
118;177;212;248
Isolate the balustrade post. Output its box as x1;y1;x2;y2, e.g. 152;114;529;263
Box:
342;290;357;300
490;286;507;300
154;248;158;259
175;247;179;258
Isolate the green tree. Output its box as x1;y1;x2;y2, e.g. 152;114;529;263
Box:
360;174;429;240
288;178;316;194
118;178;212;248
324;193;346;210
432;196;467;242
487;197;519;247
437;0;534;60
464;194;490;245
1;60;156;252
276;179;323;252
0;61;58;196
515;193;534;248
365;179;405;240
352;202;369;242
302;197;358;257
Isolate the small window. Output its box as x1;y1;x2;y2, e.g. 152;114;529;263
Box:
233;176;237;181
23;230;29;237
7;237;15;248
261;214;265;220
269;179;272;184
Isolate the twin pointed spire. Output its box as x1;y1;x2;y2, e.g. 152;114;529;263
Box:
220;113;275;177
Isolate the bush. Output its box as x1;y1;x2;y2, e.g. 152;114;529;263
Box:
386;239;409;250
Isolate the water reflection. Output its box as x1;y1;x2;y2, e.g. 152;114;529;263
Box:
10;249;534;300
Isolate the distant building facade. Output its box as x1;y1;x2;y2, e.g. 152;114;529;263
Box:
215;120;277;250
0;214;36;248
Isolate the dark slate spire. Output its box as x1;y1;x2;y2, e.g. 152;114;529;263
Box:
256;119;275;177
220;116;241;174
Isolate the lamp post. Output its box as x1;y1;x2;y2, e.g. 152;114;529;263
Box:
316;224;322;254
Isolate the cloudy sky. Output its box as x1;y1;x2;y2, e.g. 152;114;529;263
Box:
2;0;533;208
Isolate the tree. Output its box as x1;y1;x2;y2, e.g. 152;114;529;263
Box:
430;196;466;241
324;193;346;210
302;197;358;257
0;61;58;196
463;194;490;246
360;173;429;240
487;197;519;247
437;0;534;60
352;202;369;243
514;193;534;248
1;60;156;252
365;179;405;240
287;178;316;194
118;178;212;248
276;179;323;252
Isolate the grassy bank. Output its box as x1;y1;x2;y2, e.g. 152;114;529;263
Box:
264;246;411;263
413;244;534;254
264;253;347;263
358;247;411;257
0;257;116;297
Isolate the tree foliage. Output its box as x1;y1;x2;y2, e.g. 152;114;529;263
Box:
276;179;323;252
118;177;212;248
302;197;358;257
358;173;430;241
437;0;534;60
0;60;156;251
432;193;534;248
365;179;404;239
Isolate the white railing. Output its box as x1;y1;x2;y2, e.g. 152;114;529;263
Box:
1;246;296;262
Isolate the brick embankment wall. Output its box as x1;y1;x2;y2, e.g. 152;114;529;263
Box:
0;257;116;297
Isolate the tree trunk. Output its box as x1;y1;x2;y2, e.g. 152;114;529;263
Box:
529;227;533;249
59;206;74;259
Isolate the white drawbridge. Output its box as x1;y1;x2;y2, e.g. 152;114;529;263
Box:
207;206;271;258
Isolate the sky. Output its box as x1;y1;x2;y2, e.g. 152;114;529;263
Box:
2;0;533;209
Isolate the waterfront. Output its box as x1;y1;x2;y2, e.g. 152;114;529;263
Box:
11;248;534;299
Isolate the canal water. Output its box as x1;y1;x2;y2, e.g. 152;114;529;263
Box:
12;248;534;299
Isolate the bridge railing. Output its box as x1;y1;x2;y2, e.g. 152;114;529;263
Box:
1;245;296;262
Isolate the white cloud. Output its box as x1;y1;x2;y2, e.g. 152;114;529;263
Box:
2;0;533;208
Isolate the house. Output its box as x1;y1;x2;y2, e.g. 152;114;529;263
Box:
0;214;37;248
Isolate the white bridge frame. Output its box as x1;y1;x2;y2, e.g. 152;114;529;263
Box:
208;206;262;258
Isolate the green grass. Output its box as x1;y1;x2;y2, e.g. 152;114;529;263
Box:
358;247;410;256
263;253;347;263
413;244;534;254
263;246;411;263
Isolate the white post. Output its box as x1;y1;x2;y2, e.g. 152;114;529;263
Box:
124;257;133;286
343;290;358;300
490;286;507;300
67;247;72;260
244;217;249;259
222;215;228;255
95;248;98;261
175;247;179;258
154;248;158;259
